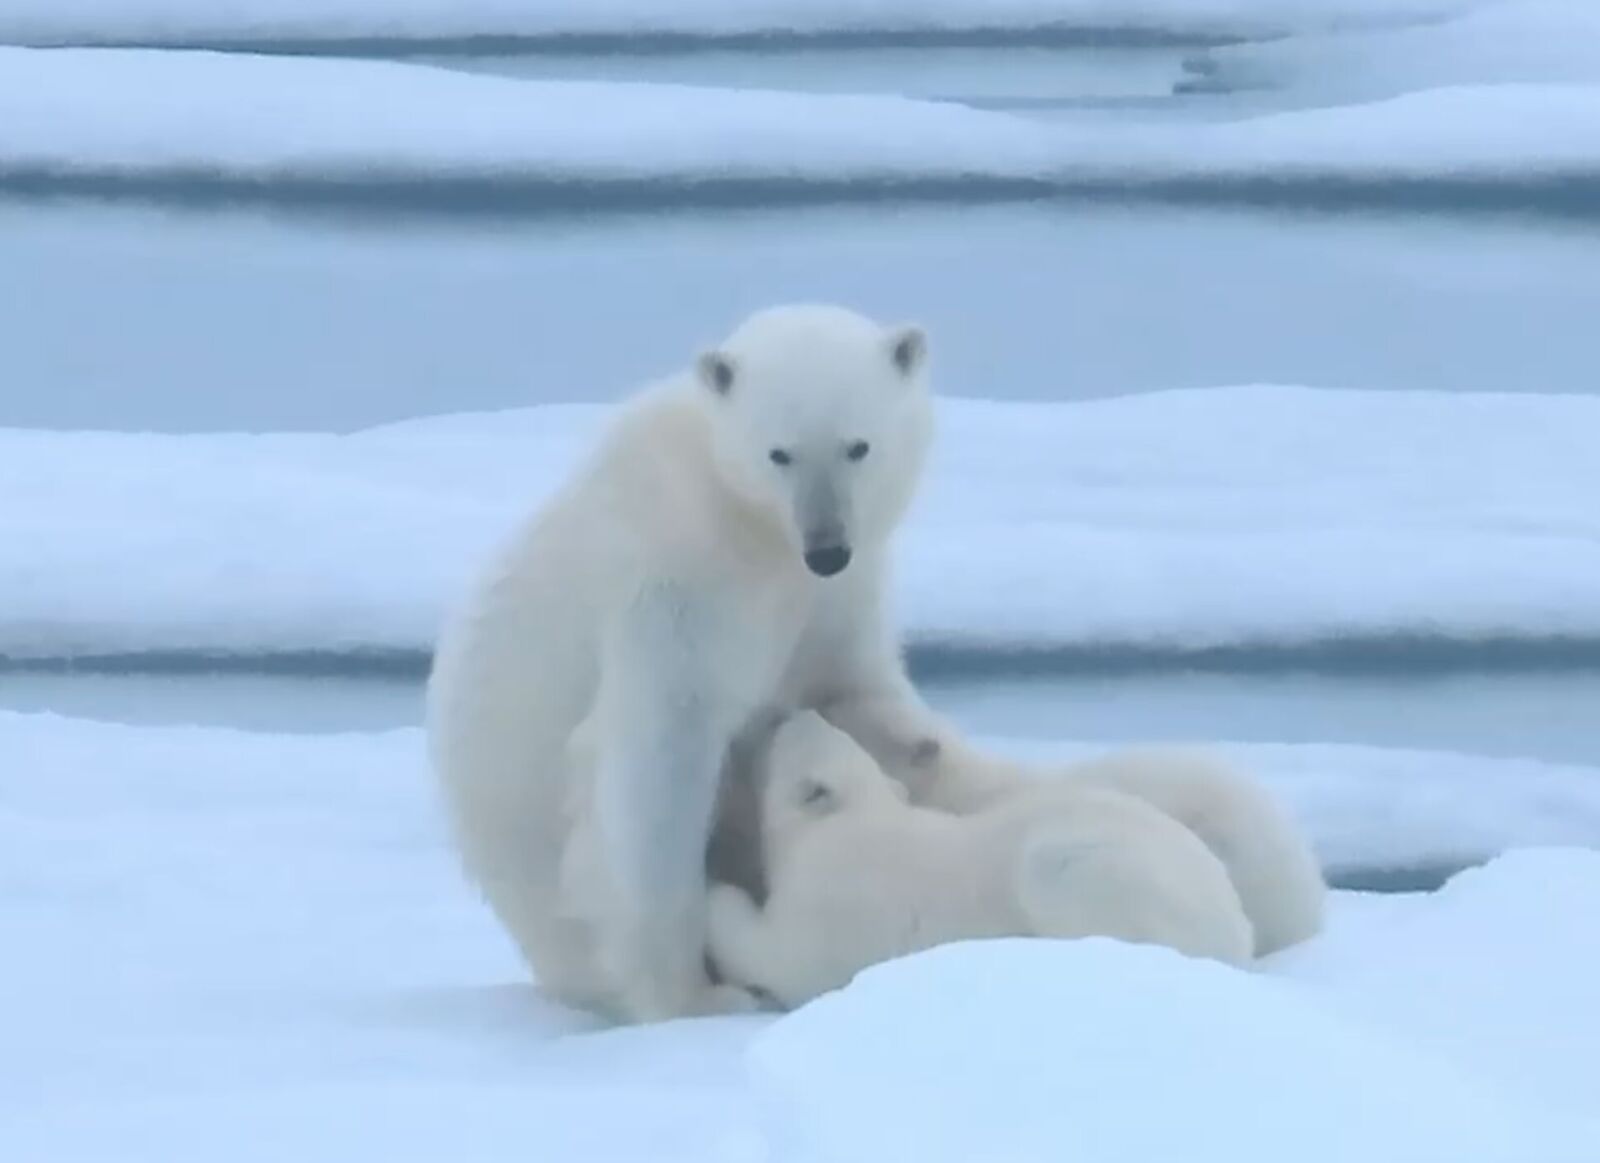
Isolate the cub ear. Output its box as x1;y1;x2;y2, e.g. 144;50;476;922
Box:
886;324;927;378
696;350;736;397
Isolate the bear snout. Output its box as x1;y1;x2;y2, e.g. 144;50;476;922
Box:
803;545;852;577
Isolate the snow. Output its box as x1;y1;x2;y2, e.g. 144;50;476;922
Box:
3;708;1597;1161
5;47;1600;189
1161;82;1600;178
0;48;1062;184
3;4;1593;1152
1183;0;1600;102
750;930;1600;1163
1271;849;1600;1117
0;0;1475;47
4;386;1599;661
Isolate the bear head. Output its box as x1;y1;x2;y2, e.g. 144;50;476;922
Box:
693;304;934;580
760;710;910;853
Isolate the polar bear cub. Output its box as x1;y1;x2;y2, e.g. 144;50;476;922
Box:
827;698;1326;958
1041;747;1327;957
917;744;1327;959
706;713;1254;1009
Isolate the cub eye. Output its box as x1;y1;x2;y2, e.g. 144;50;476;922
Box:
845;440;870;462
769;448;793;467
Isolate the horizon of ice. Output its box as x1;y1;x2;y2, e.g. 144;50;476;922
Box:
4;46;1600;186
1182;0;1600;102
3;706;1597;1159
5;386;1599;661
0;0;1477;46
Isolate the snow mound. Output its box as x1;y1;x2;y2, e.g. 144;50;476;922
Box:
750;932;1600;1163
5;386;1600;660
1166;82;1600;178
4;47;1599;190
0;0;1476;48
1182;0;1600;102
0;47;1058;183
1272;848;1600;1118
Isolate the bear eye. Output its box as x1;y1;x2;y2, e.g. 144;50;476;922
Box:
800;781;834;809
845;440;870;462
769;448;793;467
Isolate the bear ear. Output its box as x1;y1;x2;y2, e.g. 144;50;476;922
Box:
696;350;736;397
886;324;927;378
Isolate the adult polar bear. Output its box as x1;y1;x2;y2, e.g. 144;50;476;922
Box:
427;304;1323;1024
429;304;947;1022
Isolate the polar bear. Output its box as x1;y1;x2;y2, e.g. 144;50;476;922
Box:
706;712;1254;1010
1042;747;1326;957
830;700;1326;957
427;303;972;1023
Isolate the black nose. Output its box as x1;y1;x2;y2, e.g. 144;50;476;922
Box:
803;545;852;577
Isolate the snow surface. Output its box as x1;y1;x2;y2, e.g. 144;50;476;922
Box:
0;0;1475;47
4;386;1598;660
2;709;1597;1160
4;46;1599;187
1271;849;1600;1118
0;48;1061;183
751;926;1600;1163
1183;0;1600;102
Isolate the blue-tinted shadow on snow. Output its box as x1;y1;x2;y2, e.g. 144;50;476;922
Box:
3;27;1240;57
2;172;1598;222
9;634;1600;680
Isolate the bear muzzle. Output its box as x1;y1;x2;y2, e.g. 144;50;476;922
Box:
803;544;852;578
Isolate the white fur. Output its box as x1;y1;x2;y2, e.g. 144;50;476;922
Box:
426;304;958;1023
707;714;1255;1010
894;737;1327;957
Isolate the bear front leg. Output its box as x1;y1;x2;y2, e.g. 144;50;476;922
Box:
816;676;1026;813
816;690;943;778
589;592;755;1023
803;585;1026;811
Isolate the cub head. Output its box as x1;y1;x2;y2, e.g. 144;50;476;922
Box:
760;711;909;852
693;304;934;579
